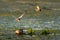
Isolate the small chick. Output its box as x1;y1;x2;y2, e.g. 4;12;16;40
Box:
15;30;20;35
35;5;41;12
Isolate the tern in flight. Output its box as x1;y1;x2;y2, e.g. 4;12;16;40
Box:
12;13;25;22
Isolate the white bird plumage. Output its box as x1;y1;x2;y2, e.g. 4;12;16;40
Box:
12;13;25;22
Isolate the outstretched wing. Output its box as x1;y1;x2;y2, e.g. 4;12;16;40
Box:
12;11;25;22
18;13;25;19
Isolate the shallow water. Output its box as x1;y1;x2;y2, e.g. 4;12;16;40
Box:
0;0;60;40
